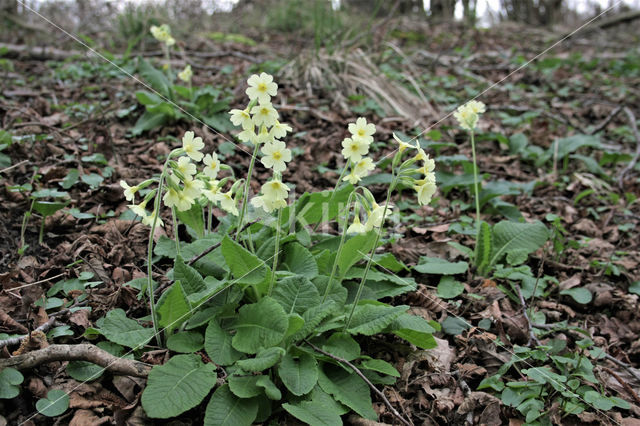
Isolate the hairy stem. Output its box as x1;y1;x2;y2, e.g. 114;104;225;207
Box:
236;142;260;249
267;209;283;297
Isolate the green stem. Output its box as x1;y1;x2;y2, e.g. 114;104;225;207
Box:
470;130;481;230
20;200;34;253
236;142;260;247
322;192;357;303
344;175;398;331
172;207;181;257
146;151;176;346
267;208;283;297
38;217;45;245
207;203;213;235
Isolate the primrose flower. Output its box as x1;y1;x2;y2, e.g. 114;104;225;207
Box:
229;108;253;130
150;24;175;46
251;195;286;213
238;128;257;145
202;180;221;203
250;102;279;128
256;127;273;145
365;202;392;231
347;216;367;234
341;137;369;163
182;177;204;199
261;140;292;173
353;157;375;178
417;156;435;175
203;153;221;179
270;121;292;139
120;180;139;202
261;179;290;204
182;131;205;162
454;100;486;131
392;133;414;153
216;191;239;216
414;145;428;163
246;72;278;104
142;209;164;227
178;64;192;83
163;186;193;211
348;117;376;144
414;177;437;206
176;156;196;178
343;171;361;185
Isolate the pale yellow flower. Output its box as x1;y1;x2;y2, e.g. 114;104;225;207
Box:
129;202;164;227
343;171;361;185
178;64;192;83
163;187;181;209
414;175;437;206
176;156;196;178
261;179;289;204
261;140;292;173
392;133;414;153
182;131;204;162
453;100;485;131
353;157;375;178
229;108;253;130
414;145;428;162
417;156;435;175
251;195;286;213
175;191;194;211
347;216;367;234
120;180;139;202
270;121;292;139
364;202;391;231
142;209;164;227
250;102;278;128
203;153;220;179
348;117;376;144
246;73;278;103
182;177;204;199
216;191;239;216
238;128;257;145
150;24;175;47
202;180;221;203
341;137;369;163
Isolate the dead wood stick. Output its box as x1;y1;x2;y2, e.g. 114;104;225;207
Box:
303;340;412;426
617;107;640;188
604;353;640;382
515;285;542;347
601;366;640;405
589;105;623;135
0;344;152;378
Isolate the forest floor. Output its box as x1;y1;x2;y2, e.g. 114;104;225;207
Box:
0;7;639;425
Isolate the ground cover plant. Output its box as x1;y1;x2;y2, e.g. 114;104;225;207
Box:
0;1;640;425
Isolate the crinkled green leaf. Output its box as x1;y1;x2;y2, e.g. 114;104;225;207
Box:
346;304;407;336
221;235;268;285
318;363;376;420
205;320;242;365
99;309;154;348
322;332;360;361
204;384;258;426
232;297;288;354
236;347;286;372
156;281;191;334
414;257;469;275
174;255;207;295
272;275;321;315
166;331;204;353
283;242;318;279
141;354;216;418
278;351;318;396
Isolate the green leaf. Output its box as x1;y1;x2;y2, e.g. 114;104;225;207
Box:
629;281;640;296
441;316;471;335
33;200;68;217
236;347;286;372
489;221;549;268
272;275;321;315
286;185;354;226
176;201;205;238
173;255;207;295
506;248;528;266
436;275;464;299
283;400;342;426
131;110;168;136
278;351;319;396
338;231;378;277
322;332;360;361
221;235;268;285
135;90;164;106
584;390;614;411
283;242;318;279
318;363;377;420
346;304;407;335
542;134;601;165
232;297;288;354
166;331;204;353
388;313;437;349
414;257;469;275
156;281;191;334
98;309;154;348
0;367;23;399
36;389;69;417
475;220;492;274
204;385;258;426
60;169;79;189
256;375;282;400
81;173;103;189
138;56;171;97
141;354;216;418
290;301;338;342
229;375;262;398
205;320;242;365
66;361;103;381
560;287;592;304
360;359;400;377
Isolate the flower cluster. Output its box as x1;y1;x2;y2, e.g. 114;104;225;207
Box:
228;73;293;213
178;65;192;83
150;24;175;47
453;100;486;131
121;130;240;228
341;117;377;185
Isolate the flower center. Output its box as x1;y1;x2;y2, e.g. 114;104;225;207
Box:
257;83;267;92
351;143;359;151
358;129;366;137
260;107;269;115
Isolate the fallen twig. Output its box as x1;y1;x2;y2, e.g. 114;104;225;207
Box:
303;339;412;426
515;285;542;347
604;353;640;382
601;366;640;405
0;343;152;378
